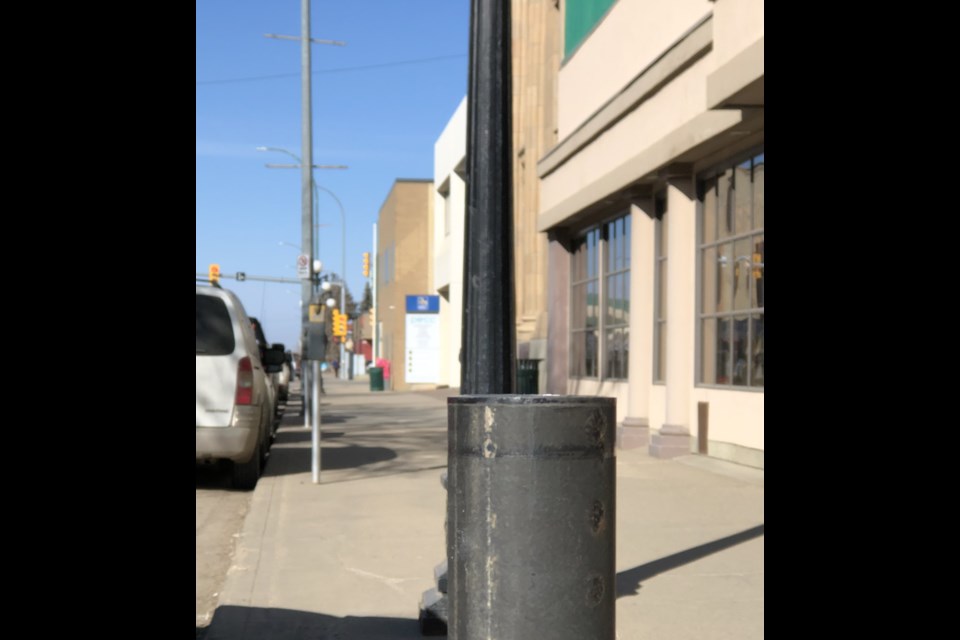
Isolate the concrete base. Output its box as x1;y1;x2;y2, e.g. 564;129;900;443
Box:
617;416;650;449
649;424;693;459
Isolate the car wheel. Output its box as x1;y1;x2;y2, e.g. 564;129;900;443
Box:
231;440;261;491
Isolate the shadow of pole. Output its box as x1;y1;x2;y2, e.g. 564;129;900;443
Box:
204;605;424;640
263;443;399;477
616;524;764;598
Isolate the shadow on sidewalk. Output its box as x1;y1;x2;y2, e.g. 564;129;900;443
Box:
264;442;398;477
203;605;423;640
279;430;346;442
616;524;764;598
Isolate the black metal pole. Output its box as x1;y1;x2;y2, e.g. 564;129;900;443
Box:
435;1;517;634
450;396;617;640
460;0;515;396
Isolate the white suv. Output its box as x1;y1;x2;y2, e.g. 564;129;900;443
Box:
196;282;284;489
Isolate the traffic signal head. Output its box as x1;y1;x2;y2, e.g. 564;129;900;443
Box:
208;263;220;283
362;252;370;278
330;308;345;336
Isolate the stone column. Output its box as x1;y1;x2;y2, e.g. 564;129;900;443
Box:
650;179;695;458
618;201;655;449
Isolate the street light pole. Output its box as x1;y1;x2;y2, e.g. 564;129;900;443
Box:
299;0;314;368
263;2;346;485
258;147;347;293
261;149;349;380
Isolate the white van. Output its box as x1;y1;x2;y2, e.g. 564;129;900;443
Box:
196;282;284;489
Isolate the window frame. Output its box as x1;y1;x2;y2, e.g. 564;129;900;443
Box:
696;148;764;391
569;210;631;382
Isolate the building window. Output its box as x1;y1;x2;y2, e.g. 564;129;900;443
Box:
605;216;630;379
653;192;667;383
570;228;600;378
698;151;764;388
570;212;631;380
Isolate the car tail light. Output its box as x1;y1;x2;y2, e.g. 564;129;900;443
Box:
236;356;254;405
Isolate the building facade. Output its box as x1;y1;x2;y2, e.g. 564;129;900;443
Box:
375;179;435;391
511;0;562;390
433;98;467;390
539;0;764;467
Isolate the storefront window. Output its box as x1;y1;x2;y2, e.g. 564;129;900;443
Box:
570;213;631;380
699;151;764;388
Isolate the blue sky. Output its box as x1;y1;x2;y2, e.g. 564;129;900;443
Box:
197;0;470;351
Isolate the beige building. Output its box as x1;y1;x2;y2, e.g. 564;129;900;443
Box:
394;1;764;468
535;0;764;468
375;179;435;391
511;0;561;387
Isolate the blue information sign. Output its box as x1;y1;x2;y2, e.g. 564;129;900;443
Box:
405;295;440;313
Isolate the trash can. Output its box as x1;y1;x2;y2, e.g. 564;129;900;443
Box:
369;367;385;392
516;359;541;394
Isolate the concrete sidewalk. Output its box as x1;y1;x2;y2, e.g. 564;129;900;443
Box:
204;377;763;640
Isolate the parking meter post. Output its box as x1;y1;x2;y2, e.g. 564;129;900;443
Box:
311;360;322;484
450;396;617;640
302;366;310;429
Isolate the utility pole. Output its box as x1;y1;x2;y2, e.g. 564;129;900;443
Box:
299;0;314;352
262;0;345;484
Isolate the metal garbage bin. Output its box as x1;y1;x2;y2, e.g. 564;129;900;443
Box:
516;359;541;394
369;367;385;392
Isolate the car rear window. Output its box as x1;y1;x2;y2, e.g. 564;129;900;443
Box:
196;295;235;355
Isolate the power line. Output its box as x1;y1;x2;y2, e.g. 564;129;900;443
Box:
197;53;466;86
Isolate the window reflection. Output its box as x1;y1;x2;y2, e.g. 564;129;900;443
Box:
751;315;764;387
698;150;763;389
571;213;631;380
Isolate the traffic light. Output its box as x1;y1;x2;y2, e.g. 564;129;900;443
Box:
331;309;346;337
362;252;370;278
208;263;220;283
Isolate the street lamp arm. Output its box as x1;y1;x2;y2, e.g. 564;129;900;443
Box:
256;146;301;163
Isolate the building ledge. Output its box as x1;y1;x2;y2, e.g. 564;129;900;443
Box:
707;36;764;109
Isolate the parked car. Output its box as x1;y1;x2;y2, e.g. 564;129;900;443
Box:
196;283;285;490
248;317;283;426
